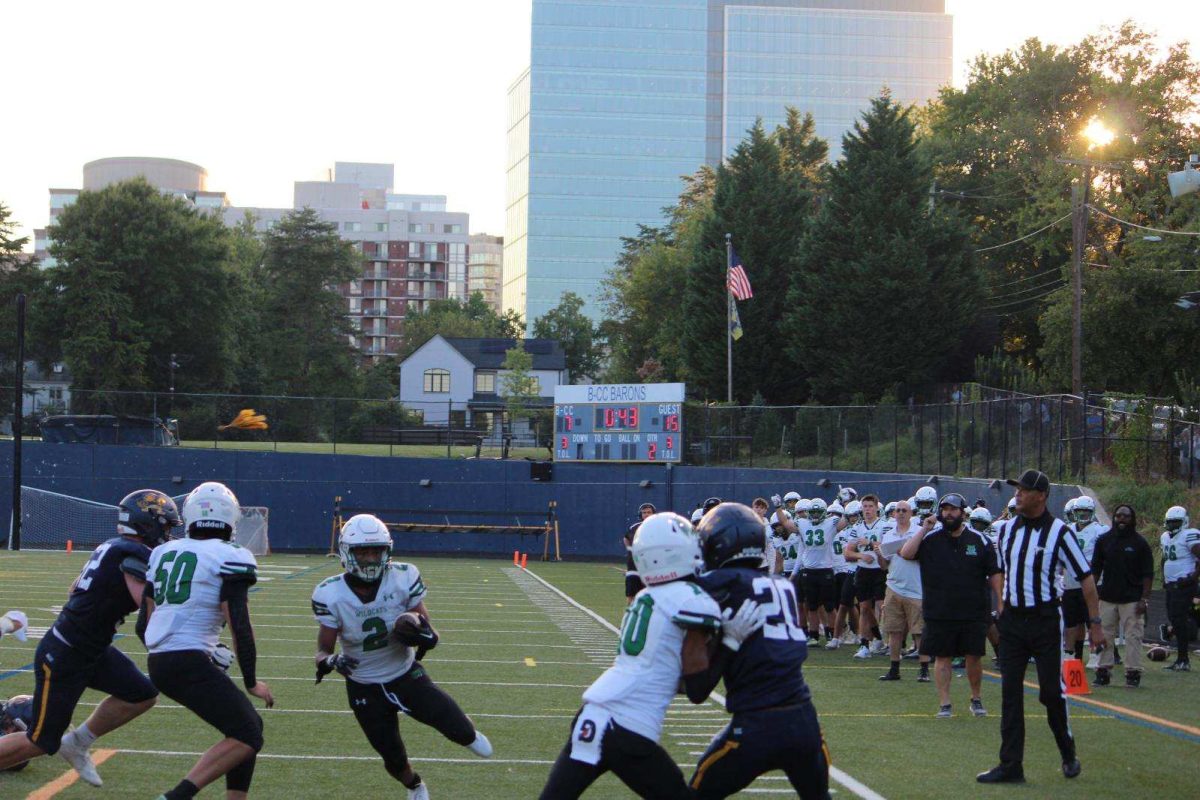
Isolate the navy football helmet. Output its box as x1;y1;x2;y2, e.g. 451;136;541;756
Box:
695;502;766;570
117;490;181;547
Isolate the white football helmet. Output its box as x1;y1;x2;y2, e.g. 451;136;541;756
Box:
807;498;828;521
1063;498;1077;524
968;507;994;534
844;500;863;523
837;487;858;505
827;502;845;519
783;491;802;507
632;512;703;585
1072;496;1096;525
914;486;938;518
883;501;897;519
690;507;705;524
182;482;241;540
1164;505;1189;533
339;514;393;582
1007;496;1018;512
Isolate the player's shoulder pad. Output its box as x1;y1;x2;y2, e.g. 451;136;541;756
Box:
392;562;426;599
695;569;740;606
315;573;344;590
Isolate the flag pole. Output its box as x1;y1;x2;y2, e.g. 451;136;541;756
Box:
725;233;733;403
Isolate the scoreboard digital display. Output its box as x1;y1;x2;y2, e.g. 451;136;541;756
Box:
553;383;685;463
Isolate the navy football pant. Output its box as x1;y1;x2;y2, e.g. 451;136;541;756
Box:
690;702;830;799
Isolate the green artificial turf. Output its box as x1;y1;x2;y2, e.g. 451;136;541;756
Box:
0;552;1195;798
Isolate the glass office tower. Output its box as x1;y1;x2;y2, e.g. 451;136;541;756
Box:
506;0;951;329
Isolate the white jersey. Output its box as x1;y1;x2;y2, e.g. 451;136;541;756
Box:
762;523;778;573
778;533;801;575
1162;527;1200;583
145;537;259;655
848;519;889;570
312;562;427;683
1060;521;1106;590
881;524;922;599
582;580;720;741
795;518;837;572
832;527;857;574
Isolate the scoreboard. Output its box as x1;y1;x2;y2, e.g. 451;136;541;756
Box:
553;383;685;463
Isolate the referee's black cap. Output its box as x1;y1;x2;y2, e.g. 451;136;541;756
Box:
1006;469;1050;493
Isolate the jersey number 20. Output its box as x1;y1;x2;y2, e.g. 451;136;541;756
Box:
751;577;806;641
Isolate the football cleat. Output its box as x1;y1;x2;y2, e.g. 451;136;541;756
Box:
57;733;102;786
936;704;952;719
825;638;841;650
970;698;987;717
1166;660;1191;672
468;731;493;758
854;645;871;659
407;782;431;800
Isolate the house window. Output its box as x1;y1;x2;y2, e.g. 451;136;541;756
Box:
475;372;496;393
344;221;362;232
408;241;421;257
49;388;63;402
375;222;388;232
408;223;423;233
423;368;450;393
443;224;462;234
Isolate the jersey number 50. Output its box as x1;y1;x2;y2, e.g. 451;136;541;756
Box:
154;552;198;605
751;577;806;641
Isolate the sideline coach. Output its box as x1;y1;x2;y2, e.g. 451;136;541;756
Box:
977;470;1107;785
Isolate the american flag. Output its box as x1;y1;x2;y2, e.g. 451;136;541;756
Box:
728;248;753;301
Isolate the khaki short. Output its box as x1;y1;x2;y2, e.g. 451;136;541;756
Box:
880;588;924;636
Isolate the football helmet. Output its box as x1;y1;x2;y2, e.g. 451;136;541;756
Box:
807;498;828;522
1063;498;1077;524
1073;496;1096;525
1007;496;1018;512
181;482;241;540
883;501;897;519
118;489;181;546
696;502;767;569
783;491;802;508
837;487;858;505
914;486;938;518
968;507;994;535
1164;505;1189;533
632;513;703;585
702;497;723;514
339;514;393;582
844;500;863;524
827;502;845;520
690;507;705;524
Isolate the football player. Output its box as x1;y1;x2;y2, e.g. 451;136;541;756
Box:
913;486;938;521
968;507;1002;662
1061;496;1106;661
769;493;800;576
689;503;831;799
539;512;761;799
844;495;890;658
1160;505;1200;671
0;694;34;772
0;490;174;783
623;503;657;605
828;501;861;649
792;499;840;644
751;498;778;574
314;514;491;800
143;482;274;800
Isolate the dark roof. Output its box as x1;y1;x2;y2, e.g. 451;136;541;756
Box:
443;338;566;371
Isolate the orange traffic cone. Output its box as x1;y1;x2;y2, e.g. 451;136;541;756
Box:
513;550;519;566
520;553;528;569
66;540;73;554
1063;658;1090;695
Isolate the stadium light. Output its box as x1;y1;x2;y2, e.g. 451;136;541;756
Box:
419;479;433;488
1168;155;1200;198
989;479;1003;491
816;478;831;489
927;475;939;485
639;479;653;489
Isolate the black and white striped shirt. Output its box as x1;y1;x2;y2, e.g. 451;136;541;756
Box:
995;512;1091;607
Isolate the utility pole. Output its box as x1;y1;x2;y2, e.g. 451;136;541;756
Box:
725;233;733;404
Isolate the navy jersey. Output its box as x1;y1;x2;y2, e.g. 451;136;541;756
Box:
696;566;811;712
625;522;641;571
55;536;151;657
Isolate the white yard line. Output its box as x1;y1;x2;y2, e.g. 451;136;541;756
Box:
520;566;889;800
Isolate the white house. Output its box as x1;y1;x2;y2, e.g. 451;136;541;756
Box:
22;361;72;416
397;336;568;435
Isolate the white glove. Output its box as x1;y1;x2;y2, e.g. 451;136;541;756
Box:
721;600;767;651
770;494;783;509
211;642;234;672
1;610;28;642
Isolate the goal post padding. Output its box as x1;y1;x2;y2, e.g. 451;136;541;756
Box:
8;486;269;555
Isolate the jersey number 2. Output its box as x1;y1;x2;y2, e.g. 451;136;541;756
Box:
154;552;198;605
362;617;390;651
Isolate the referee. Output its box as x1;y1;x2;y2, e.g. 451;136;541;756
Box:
977;470;1107;785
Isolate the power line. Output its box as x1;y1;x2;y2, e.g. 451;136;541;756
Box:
989;268;1064;289
974;213;1073;253
1086;206;1200;237
988;274;1067;303
988;283;1066;310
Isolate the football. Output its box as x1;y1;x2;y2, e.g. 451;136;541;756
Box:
1147;645;1169;662
393;611;424;639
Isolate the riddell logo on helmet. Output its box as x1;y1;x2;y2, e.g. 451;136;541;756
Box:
193;519;227;529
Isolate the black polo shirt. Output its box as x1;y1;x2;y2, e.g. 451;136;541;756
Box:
915;527;1001;621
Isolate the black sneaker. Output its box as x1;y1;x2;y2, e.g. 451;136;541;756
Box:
970;697;987;717
977;763;1025;784
917;667;931;683
1094;667;1111;686
1062;758;1082;779
879;669;901;681
1125;670;1141;688
1166;660;1191;672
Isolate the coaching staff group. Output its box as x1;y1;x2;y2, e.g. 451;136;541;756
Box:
978;470;1107;785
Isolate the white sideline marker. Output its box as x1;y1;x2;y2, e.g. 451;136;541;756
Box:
519;566;888;800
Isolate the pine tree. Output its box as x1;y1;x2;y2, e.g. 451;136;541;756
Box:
784;94;983;402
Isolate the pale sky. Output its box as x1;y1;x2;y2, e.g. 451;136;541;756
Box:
3;1;1195;249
